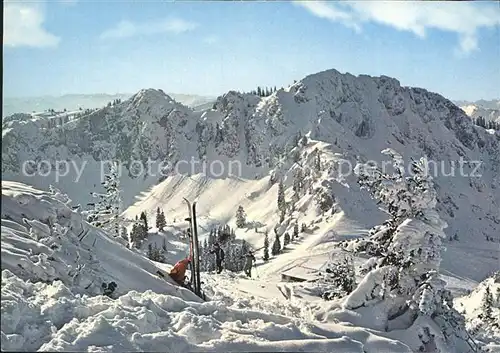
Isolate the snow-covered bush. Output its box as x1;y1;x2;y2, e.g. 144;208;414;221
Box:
341;150;475;352
320;255;356;300
455;273;500;348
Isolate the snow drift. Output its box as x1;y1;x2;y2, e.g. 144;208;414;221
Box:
2;181;421;352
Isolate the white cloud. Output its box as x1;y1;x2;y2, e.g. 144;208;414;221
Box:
4;3;60;48
295;1;500;54
100;17;198;40
294;1;361;32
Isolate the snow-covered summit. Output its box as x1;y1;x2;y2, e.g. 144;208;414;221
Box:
129;88;176;107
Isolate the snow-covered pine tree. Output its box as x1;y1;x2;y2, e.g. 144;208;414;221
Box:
279;209;285;224
207;240;217;272
225;244;235;272
200;241;206;271
130;223;139;247
482;285;494;323
263;230;270;261
283;232;290;247
147;243;153;259
140;211;149;232
321;255;356;300
293;223;299;240
317;190;335;214
344;151;473;352
121;226;128;243
147;243;165;262
229;242;238;272
160;210;166;228
236;205;246;228
277;180;286;212
155;207;161;229
272;231;281;256
156;244;165;262
293;168;304;198
130;216;146;248
342;149;414;256
83;162;123;238
208;229;216;248
314;148;321;173
239;241;249;270
218;226;224;242
156;207;166;231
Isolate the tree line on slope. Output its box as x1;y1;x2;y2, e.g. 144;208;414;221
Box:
246;135;337;266
199;225;253;273
473;116;500;131
234;201;306;263
248;86;278;97
82;166;170;263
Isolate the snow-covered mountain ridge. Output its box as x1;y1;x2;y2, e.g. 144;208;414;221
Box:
3;69;499;282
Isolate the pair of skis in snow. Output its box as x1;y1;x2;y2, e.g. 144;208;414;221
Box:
183;198;204;300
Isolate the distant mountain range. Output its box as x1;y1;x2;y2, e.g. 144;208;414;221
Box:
2;93;215;117
454;99;500;124
454;99;500;110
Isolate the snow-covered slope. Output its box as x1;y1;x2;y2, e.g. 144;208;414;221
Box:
3;69;499;283
2;181;426;352
0;181;197;299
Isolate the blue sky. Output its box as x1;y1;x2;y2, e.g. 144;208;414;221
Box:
4;1;500;101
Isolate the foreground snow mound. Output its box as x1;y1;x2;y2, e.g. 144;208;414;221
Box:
1;181;198;300
2;268;414;352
